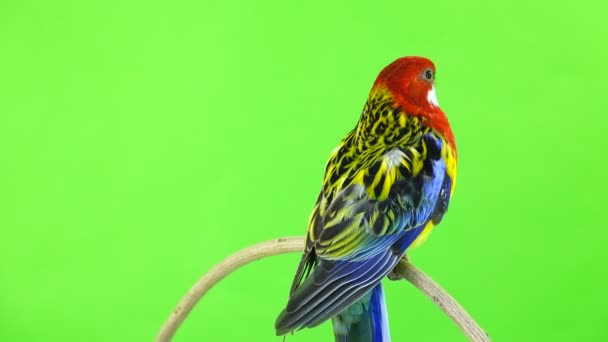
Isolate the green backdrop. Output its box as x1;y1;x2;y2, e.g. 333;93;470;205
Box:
1;0;607;341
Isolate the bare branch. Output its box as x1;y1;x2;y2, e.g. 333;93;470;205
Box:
390;259;490;341
155;237;304;342
155;236;490;342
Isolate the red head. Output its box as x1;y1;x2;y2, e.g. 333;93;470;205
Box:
373;56;456;150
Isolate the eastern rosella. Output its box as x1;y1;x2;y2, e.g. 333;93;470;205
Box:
275;57;457;341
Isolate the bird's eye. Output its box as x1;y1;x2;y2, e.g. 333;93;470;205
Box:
422;68;434;81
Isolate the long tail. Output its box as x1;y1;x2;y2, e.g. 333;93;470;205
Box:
332;283;390;342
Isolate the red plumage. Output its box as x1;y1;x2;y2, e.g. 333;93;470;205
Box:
373;57;457;157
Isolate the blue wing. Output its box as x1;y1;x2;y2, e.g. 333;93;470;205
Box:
275;133;451;334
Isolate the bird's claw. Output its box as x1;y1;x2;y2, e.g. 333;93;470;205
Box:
387;254;409;281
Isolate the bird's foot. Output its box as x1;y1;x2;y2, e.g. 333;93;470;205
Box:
388;254;409;281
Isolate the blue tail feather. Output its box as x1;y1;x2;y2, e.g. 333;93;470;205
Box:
332;284;390;342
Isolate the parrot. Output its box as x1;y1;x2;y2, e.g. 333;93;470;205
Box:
274;56;458;341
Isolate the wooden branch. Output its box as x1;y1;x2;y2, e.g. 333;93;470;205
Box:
390;259;490;341
155;236;490;342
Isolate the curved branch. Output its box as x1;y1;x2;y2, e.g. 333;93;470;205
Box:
155;237;490;342
390;259;490;341
155;237;304;342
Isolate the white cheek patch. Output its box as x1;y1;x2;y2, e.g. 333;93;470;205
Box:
427;86;440;107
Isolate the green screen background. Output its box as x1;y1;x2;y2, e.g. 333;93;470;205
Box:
1;0;606;341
